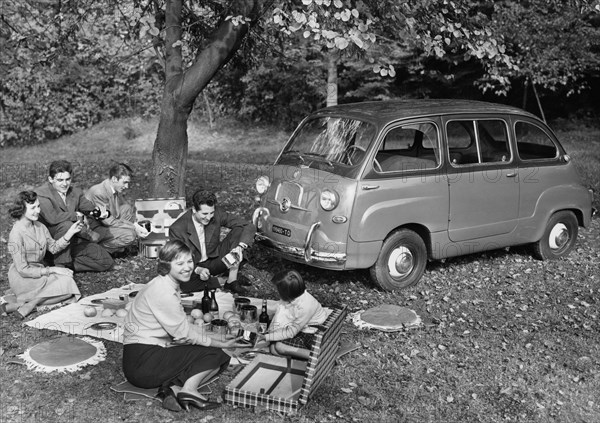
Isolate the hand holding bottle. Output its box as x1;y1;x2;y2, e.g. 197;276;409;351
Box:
66;220;84;239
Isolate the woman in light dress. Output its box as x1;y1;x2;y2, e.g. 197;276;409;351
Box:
2;191;82;319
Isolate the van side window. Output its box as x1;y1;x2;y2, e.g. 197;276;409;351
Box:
515;121;558;160
375;122;440;173
447;121;476;164
478;120;511;163
447;119;511;165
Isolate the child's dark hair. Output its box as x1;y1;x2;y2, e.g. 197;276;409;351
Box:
271;270;305;302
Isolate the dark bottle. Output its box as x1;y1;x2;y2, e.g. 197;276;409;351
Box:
88;207;111;219
258;298;269;334
201;285;211;314
209;289;219;320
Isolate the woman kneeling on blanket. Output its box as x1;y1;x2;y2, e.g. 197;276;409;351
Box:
122;240;246;412
3;191;82;319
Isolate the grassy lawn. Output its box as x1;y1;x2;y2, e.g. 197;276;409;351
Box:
0;117;598;423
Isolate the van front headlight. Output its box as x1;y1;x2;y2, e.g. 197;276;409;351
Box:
320;189;339;211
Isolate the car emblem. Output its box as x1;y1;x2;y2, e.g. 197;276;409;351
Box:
280;197;291;213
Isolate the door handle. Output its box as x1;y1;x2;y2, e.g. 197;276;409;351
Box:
506;172;518;178
362;185;380;190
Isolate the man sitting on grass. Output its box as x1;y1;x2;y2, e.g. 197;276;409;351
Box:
85;163;148;257
168;189;255;295
35;160;113;272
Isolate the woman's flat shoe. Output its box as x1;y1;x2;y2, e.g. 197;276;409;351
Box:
157;387;182;412
176;392;221;412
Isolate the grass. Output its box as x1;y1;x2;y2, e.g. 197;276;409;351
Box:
0;117;599;423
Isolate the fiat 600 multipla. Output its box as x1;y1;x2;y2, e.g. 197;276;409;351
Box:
251;100;594;291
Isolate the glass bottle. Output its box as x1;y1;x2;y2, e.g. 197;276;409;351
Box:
201;285;211;314
209;289;219;320
258;298;269;334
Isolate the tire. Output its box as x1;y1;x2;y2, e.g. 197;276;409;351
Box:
370;229;427;291
532;211;578;260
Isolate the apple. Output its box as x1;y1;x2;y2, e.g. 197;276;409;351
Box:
203;313;213;323
115;308;128;318
83;306;97;317
101;308;115;317
222;311;234;321
190;309;203;319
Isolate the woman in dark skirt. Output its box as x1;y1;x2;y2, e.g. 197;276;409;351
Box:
122;240;244;412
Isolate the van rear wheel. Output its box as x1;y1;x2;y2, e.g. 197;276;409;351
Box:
370;229;427;291
532;211;578;260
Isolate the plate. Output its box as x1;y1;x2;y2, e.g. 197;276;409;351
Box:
87;322;117;331
239;350;260;360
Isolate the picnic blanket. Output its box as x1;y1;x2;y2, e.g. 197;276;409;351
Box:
25;284;274;343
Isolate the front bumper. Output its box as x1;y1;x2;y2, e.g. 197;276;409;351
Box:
254;230;347;265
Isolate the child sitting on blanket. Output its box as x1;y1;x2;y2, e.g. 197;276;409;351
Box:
259;269;328;360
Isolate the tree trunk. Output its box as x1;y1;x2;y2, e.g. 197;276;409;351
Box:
326;52;338;107
150;0;261;197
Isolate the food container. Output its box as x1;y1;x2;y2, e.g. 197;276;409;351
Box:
240;305;258;323
211;319;228;335
140;242;162;259
102;299;127;310
234;297;251;313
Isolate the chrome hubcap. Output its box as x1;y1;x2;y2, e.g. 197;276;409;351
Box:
548;223;569;251
387;247;414;278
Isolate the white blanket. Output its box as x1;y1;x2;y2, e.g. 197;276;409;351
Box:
25;284;276;344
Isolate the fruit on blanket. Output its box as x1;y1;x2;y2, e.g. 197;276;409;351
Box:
190;309;203;319
222;311;234;321
186;315;195;323
101;308;115;317
84;306;97;317
227;317;241;330
203;312;213;323
115;309;128;318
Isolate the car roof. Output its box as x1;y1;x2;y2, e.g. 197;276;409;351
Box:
313;99;541;125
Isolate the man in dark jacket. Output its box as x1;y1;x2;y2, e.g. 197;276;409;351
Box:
169;189;256;295
35;160;113;272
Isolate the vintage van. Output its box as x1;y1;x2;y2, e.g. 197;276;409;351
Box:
252;100;594;291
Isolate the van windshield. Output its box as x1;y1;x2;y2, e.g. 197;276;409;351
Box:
278;117;376;176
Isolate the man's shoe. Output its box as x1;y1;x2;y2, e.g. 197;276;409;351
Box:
223;280;248;296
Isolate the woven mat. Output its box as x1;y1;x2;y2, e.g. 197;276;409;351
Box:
350;304;423;332
15;336;106;373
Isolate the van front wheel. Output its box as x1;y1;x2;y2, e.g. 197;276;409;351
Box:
370;229;427;291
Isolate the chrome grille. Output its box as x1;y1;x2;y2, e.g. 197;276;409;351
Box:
275;181;303;205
